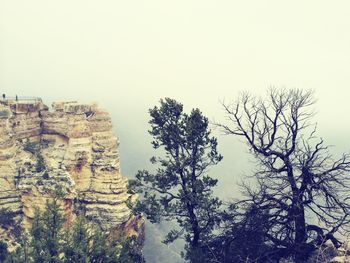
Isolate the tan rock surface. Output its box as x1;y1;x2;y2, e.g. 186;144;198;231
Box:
0;99;143;242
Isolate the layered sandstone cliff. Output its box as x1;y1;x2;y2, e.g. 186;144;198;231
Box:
0;98;143;245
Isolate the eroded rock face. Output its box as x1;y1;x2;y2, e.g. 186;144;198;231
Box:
0;99;143;245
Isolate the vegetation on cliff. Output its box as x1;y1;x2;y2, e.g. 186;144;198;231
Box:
0;193;144;263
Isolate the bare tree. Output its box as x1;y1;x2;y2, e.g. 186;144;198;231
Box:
217;88;350;262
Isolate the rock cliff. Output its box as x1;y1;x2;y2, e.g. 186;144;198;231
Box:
0;98;143;246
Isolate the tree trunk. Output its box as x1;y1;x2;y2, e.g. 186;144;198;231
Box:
294;202;307;263
189;217;202;263
286;163;307;262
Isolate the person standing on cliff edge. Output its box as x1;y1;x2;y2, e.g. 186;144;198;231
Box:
2;94;5;100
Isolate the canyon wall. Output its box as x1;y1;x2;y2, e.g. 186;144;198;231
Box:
0;98;143;246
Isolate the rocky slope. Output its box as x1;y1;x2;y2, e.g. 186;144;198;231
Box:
0;98;143;246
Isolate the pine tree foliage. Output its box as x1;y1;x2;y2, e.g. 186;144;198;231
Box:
131;98;222;262
30;199;64;263
0;196;144;262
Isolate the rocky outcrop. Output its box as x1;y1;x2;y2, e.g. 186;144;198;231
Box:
0;98;143;245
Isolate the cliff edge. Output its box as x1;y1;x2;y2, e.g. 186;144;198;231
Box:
0;98;143;246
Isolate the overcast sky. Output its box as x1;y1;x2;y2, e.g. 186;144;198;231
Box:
2;1;350;261
2;0;350;191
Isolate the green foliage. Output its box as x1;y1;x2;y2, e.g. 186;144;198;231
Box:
132;98;222;262
35;153;45;173
64;216;145;263
30;199;64;263
23;141;38;155
1;197;144;263
0;208;16;229
42;171;50;179
0;241;8;263
63;217;91;263
22;140;46;173
88;228;118;263
117;236;145;263
3;247;26;263
0;232;29;263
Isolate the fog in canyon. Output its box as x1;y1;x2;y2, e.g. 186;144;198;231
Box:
2;1;350;262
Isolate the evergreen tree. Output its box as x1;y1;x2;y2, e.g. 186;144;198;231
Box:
117;236;145;263
3;247;26;263
63;217;90;263
30;198;64;263
0;209;16;230
1;194;143;263
131;98;222;262
0;241;8;263
2;234;29;263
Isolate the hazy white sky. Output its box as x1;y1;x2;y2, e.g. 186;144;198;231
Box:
1;0;350;188
2;2;350;261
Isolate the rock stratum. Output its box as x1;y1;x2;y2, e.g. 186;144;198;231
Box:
0;98;143;246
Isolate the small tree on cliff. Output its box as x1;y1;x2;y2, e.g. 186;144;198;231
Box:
0;241;8;263
131;98;222;262
30;199;64;263
0;208;16;229
63;216;140;263
30;187;66;263
217;88;350;262
63;216;91;263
